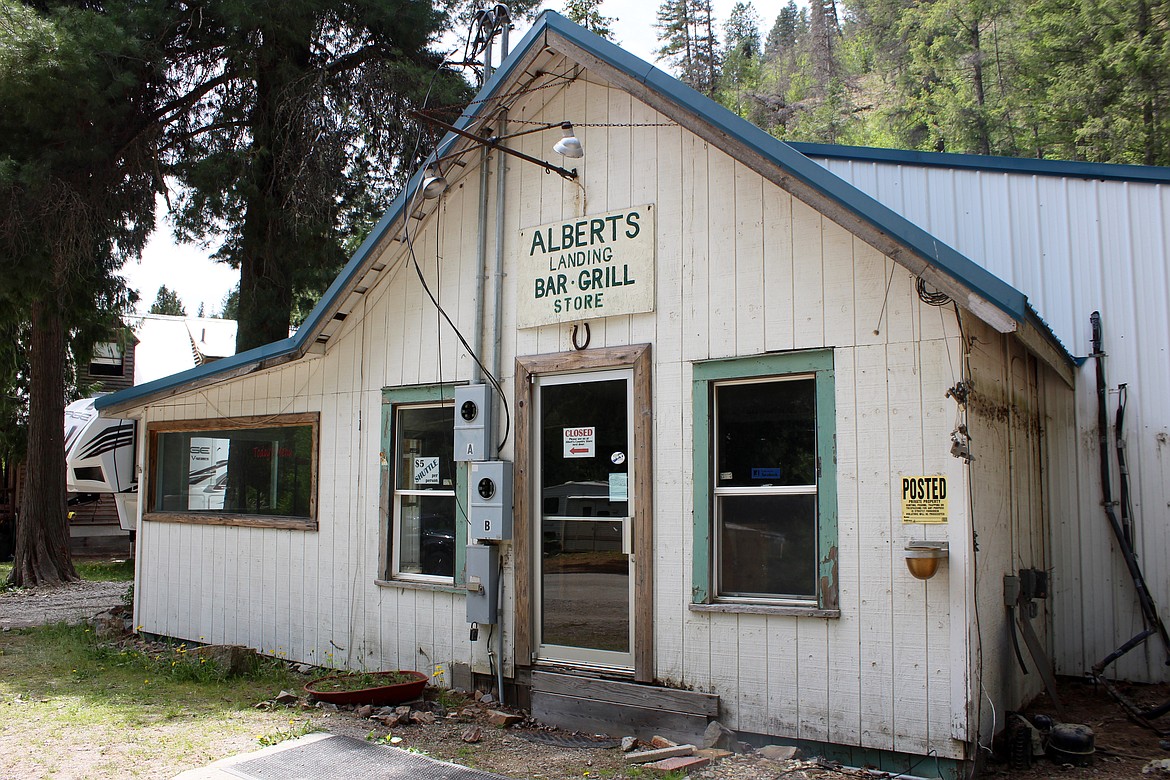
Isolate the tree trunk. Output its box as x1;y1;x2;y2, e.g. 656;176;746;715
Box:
9;299;77;587
970;22;991;155
235;30;312;353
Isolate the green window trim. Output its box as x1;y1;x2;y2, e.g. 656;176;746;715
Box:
380;384;468;586
691;351;838;610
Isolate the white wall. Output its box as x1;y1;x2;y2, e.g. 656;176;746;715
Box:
808;156;1170;683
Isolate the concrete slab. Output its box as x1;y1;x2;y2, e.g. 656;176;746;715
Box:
172;733;513;780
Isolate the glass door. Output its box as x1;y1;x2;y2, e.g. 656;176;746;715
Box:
533;369;634;670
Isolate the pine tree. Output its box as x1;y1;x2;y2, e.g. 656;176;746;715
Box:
0;0;172;586
167;1;472;352
719;3;762;114
149;285;187;316
564;0;616;40
656;0;721;96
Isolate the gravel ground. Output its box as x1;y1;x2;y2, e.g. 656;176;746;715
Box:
0;579;126;628
0;578;1156;779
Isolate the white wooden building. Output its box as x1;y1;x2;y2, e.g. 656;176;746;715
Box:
98;13;1107;777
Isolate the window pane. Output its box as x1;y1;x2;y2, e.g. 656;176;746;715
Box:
154;425;313;517
393;403;455;580
398;493;456;577
396;406;455;491
716;378;816;487
718;494;817;599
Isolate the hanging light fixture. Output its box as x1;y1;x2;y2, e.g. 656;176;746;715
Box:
420;168;448;200
552;122;583;159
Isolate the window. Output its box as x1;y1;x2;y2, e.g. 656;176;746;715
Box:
89;342;125;377
692;351;837;611
380;386;467;585
146;413;318;530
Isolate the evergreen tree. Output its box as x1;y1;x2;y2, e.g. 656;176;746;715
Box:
656;0;721;96
167;1;472;352
149;285;187;316
719;3;762;115
0;0;172;586
1019;0;1170;164
765;0;804;59
564;0;616;40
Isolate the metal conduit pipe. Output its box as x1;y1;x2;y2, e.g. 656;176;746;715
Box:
470;34;494;384
492;21;510;708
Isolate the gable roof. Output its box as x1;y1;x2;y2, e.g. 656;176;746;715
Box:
97;12;1073;414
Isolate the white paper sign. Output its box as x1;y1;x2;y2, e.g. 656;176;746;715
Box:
413;456;440;485
517;205;656;328
609;472;628;501
563;427;595;458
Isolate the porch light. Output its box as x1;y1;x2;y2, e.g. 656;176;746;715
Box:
408;110;581;181
552;122;584;158
420;169;448;200
904;540;949;580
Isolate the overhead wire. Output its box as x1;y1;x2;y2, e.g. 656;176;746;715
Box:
400;18;512;457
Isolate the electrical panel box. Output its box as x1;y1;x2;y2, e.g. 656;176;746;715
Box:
454;384;492;462
465;543;499;624
469;461;513;541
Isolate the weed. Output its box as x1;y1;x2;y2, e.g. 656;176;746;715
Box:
257;718;315;746
365;732;403;746
436;687;469;710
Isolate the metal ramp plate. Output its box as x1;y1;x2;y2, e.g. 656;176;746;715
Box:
222;735;513;780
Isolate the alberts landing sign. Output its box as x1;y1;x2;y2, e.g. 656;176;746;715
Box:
517;205;655;328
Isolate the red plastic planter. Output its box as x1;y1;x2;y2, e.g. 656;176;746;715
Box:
304;670;428;705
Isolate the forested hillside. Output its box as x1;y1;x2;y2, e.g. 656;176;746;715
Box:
647;0;1170;165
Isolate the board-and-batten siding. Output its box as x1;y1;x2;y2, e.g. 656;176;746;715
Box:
131;68;1048;759
807;156;1170;683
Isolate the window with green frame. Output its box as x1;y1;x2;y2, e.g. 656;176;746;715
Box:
692;351;837;610
380;385;468;585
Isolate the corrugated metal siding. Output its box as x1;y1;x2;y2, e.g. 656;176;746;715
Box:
809;156;1170;682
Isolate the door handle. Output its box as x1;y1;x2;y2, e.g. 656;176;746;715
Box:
622;517;633;555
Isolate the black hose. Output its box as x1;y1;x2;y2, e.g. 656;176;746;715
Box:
1090;312;1170;666
1116;384;1134;548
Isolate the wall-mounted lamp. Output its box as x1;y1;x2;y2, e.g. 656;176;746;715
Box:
552;122;584;158
420;168;448;200
904;540;949;580
409;110;581;181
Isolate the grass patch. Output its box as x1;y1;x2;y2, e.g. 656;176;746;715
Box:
75;558;134;581
0;557;134;589
0;623;316;778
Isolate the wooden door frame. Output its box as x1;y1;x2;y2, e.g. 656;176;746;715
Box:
514;344;654;682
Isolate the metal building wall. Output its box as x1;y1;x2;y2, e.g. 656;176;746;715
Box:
805;155;1170;682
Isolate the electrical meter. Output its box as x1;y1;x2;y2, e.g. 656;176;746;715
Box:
454;384;492;462
469;460;513;541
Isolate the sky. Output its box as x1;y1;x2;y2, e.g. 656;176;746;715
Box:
121;0;793;317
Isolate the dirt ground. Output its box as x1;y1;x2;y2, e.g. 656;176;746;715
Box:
991;676;1170;779
6;578;1170;779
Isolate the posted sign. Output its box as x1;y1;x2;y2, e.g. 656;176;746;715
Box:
517;205;656;328
901;475;948;523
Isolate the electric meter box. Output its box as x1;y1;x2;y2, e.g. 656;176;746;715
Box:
454;384;492;462
465;543;499;624
469;460;513;541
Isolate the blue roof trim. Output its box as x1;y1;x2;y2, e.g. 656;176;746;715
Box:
94;337;299;411
97;11;1070;412
789;141;1170;184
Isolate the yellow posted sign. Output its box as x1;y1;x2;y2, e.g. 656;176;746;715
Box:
901;475;948;523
